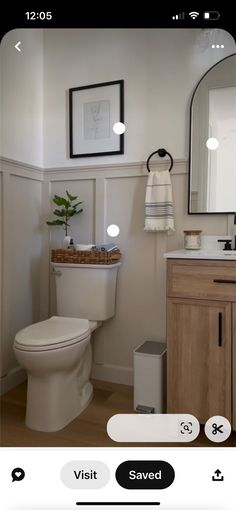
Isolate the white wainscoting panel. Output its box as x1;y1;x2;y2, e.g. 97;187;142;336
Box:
0;159;43;387
1;158;229;390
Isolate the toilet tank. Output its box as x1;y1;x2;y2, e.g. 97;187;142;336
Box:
51;262;121;321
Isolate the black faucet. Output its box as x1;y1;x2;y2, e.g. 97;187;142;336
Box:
217;239;232;251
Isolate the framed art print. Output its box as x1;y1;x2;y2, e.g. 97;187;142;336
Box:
69;80;124;158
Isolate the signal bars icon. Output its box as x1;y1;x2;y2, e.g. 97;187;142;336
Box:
172;12;185;20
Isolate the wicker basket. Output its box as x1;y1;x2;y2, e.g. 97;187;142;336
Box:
51;249;122;265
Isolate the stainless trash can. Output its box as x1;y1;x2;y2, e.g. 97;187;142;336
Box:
134;340;166;413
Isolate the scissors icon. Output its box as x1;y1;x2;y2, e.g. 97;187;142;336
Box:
212;423;224;435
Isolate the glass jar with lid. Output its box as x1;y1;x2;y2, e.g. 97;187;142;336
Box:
184;230;202;250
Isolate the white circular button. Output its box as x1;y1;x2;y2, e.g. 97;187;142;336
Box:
113;122;125;134
107;224;120;237
206;137;219;150
204;416;231;443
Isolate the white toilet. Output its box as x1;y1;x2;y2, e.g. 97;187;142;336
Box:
14;262;120;432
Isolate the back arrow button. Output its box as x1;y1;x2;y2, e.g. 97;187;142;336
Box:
15;42;21;52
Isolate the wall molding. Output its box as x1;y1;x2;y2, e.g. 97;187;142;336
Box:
0;367;26;396
44;159;188;181
92;362;133;386
0;157;43;181
0;157;188;181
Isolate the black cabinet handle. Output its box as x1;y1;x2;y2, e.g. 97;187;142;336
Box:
213;279;236;284
218;312;222;347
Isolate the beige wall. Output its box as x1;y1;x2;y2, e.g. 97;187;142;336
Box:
1;29;234;170
43;29;235;168
0;30;44;166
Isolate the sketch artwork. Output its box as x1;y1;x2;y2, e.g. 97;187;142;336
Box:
83;100;110;140
69;80;124;157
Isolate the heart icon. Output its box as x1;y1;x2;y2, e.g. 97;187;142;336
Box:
11;468;25;482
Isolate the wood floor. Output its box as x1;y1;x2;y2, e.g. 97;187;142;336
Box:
1;379;236;447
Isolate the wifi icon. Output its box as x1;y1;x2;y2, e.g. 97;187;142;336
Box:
189;11;199;19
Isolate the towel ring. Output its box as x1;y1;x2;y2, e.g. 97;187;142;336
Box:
146;148;173;173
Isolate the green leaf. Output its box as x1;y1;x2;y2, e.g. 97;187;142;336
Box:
53;208;66;217
66;190;78;201
53;195;70;208
68;209;76;217
67;208;81;217
46;220;66;226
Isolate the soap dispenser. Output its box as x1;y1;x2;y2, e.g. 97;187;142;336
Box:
68;238;75;252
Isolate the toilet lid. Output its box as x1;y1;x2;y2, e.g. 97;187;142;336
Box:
14;316;90;350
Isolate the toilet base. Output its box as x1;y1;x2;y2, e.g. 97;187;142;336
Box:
25;376;93;432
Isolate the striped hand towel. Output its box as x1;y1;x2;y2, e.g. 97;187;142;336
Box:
144;170;175;231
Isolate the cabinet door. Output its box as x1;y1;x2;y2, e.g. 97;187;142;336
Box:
167;298;231;423
233;303;236;431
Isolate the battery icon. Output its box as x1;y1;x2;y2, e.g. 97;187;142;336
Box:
204;11;220;20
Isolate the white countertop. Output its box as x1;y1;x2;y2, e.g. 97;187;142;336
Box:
164;249;236;261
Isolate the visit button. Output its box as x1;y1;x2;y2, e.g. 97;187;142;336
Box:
116;460;175;489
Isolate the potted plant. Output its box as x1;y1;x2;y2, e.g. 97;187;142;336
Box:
47;190;83;247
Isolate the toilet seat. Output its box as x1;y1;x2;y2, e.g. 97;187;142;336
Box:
14;316;90;352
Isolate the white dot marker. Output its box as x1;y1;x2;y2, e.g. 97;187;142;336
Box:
107;224;120;237
113;122;126;135
206;137;219;150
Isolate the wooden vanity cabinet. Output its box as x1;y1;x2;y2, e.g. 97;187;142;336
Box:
166;259;236;429
233;303;236;430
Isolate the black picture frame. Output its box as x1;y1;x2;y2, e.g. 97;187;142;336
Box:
69;80;124;158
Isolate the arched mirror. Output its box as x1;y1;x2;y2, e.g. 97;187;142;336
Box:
188;53;236;213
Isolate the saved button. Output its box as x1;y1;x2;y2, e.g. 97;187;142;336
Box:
116;460;175;489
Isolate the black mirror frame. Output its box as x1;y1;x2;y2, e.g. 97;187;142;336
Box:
188;52;236;215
